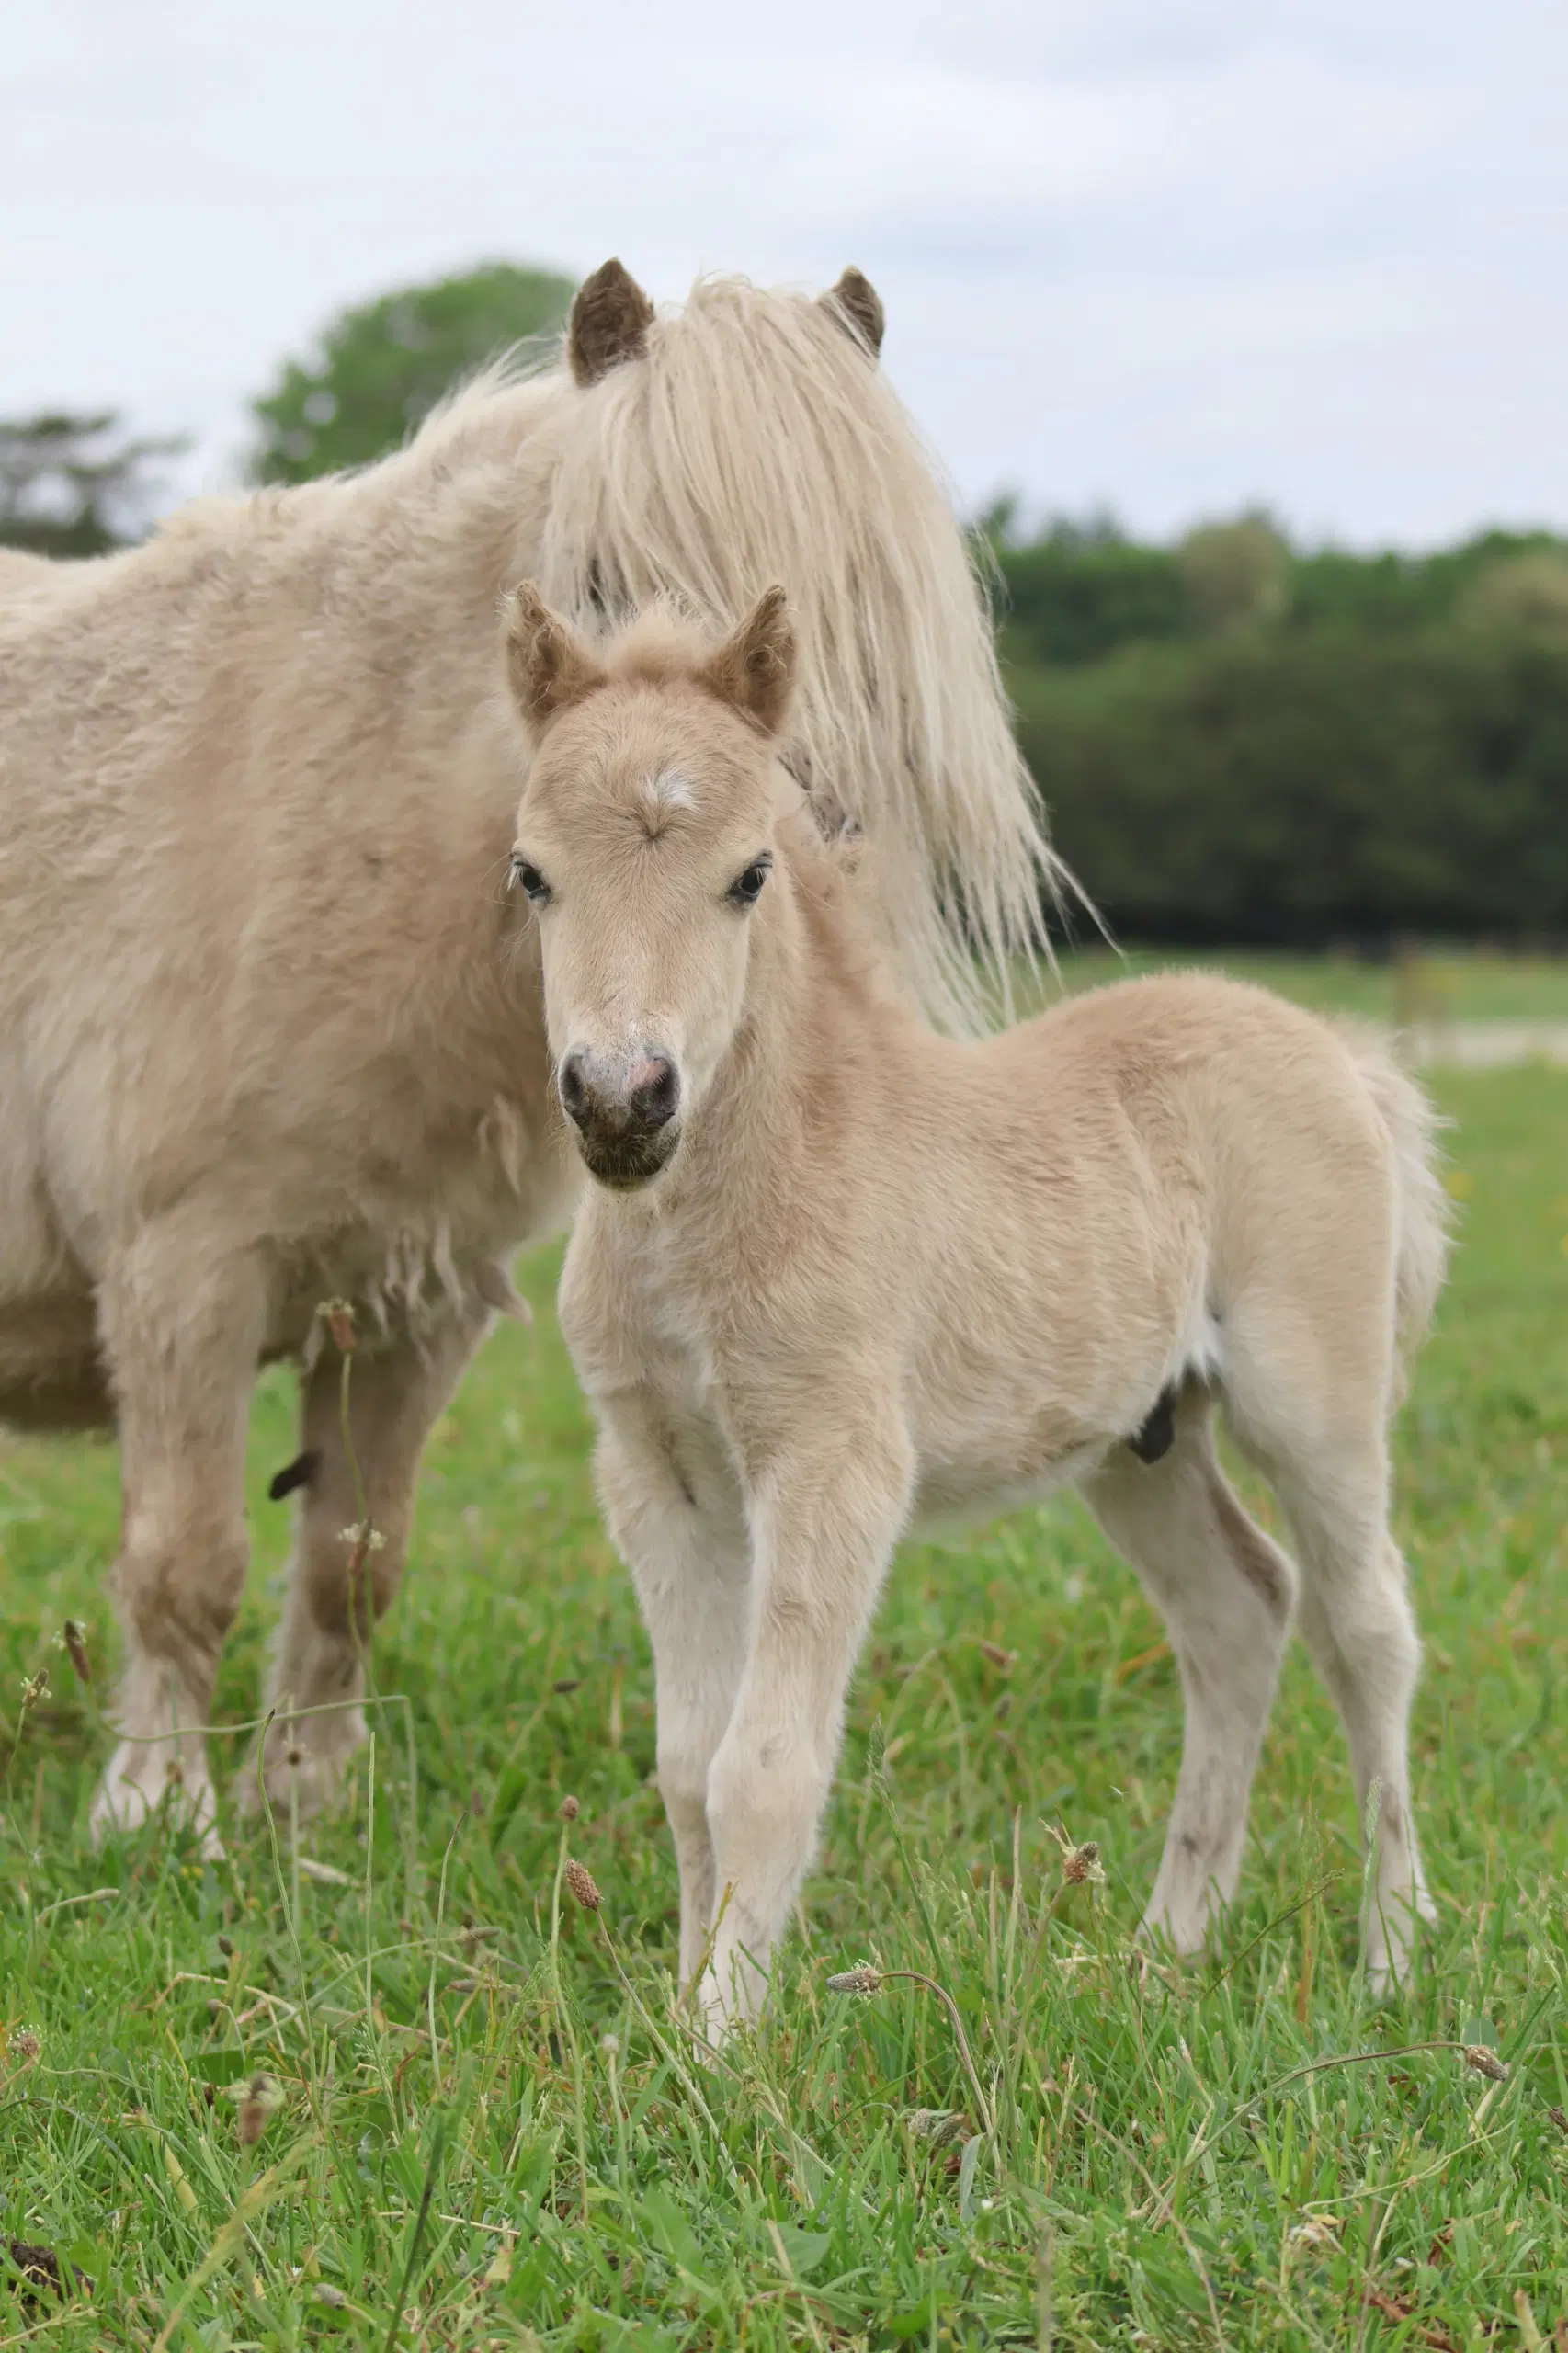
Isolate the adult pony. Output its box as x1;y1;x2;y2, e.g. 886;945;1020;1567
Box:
0;262;1058;1846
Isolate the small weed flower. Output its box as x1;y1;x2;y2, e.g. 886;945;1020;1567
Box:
563;1860;601;1912
319;1298;358;1354
233;2071;283;2148
1061;1839;1104;1888
826;1962;884;1995
19;1668;48;1711
339;1523;386;1552
1463;2044;1509;2082
1047;1823;1106;1888
905;2108;969;2146
61;1621;92;1686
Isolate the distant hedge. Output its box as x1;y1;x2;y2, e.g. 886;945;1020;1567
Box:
994;523;1568;944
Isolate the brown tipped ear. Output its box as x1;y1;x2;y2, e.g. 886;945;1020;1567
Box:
822;266;884;358
702;586;797;737
504;583;607;732
567;258;655;388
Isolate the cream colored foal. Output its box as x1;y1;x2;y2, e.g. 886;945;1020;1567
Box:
502;585;1449;2036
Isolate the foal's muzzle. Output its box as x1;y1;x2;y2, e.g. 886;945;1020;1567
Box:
559;1045;681;1188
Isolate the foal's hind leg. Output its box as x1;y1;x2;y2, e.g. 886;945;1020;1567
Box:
245;1299;492;1818
1081;1390;1297;1959
90;1225;268;1857
1260;1444;1432;1990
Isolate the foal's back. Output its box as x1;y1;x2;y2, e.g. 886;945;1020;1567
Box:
847;969;1405;1512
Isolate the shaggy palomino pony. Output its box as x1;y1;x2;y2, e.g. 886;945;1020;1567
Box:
0;261;1058;1849
502;585;1450;2033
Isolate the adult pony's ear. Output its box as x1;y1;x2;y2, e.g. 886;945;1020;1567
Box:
504;584;608;733
821;267;884;359
568;258;655;387
702;586;797;737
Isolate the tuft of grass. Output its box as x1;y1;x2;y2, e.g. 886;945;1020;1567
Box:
1;1044;1565;2344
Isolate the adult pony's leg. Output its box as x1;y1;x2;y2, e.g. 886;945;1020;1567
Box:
247;1300;492;1818
1080;1390;1298;1961
594;1402;752;1991
90;1225;269;1857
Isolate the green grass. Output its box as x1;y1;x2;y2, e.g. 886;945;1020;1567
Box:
3;1053;1567;2346
1028;944;1568;1027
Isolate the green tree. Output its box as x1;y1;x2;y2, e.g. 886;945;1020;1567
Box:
251;260;577;484
1460;549;1568;647
1176;511;1290;633
0;413;185;557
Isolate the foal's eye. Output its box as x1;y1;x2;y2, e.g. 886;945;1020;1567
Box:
509;855;551;905
727;855;772;907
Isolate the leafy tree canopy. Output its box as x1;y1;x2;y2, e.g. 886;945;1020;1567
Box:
0;413;186;558
250;261;577;484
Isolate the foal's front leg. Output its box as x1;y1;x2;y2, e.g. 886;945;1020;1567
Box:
699;1410;915;2038
595;1400;752;1989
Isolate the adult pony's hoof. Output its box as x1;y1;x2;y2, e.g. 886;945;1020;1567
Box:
236;1705;367;1823
89;1741;225;1863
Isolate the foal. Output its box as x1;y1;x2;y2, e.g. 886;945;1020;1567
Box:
504;587;1449;2033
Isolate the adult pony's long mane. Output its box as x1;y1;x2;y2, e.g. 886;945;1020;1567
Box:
140;269;1070;1033
512;275;1067;1032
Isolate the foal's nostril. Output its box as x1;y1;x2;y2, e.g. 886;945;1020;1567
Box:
627;1054;679;1131
559;1050;590;1126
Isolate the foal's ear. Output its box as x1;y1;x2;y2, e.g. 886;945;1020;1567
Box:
568;258;655;388
821;267;884;359
701;586;797;737
504;584;607;733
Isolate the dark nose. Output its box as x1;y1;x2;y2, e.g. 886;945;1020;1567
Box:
627;1052;679;1130
559;1049;590;1126
559;1048;680;1137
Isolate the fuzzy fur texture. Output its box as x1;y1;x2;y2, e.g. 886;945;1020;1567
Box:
506;595;1451;2034
0;265;1051;1842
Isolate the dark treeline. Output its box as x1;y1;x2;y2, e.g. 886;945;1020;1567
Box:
992;509;1568;946
5;267;1564;952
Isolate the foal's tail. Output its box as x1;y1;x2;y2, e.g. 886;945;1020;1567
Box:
1336;1023;1453;1394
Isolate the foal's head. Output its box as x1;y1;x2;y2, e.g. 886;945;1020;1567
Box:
505;586;798;1190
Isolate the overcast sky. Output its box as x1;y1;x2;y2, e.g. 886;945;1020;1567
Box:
5;1;1564;546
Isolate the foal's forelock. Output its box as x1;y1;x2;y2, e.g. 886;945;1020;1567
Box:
638;769;698;830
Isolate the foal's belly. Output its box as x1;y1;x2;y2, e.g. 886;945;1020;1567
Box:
913;1438;1115;1536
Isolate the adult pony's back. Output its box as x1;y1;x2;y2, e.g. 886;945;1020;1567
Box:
0;258;1059;1842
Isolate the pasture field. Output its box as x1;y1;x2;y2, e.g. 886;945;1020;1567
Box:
1036;945;1568;1028
2;1031;1566;2345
